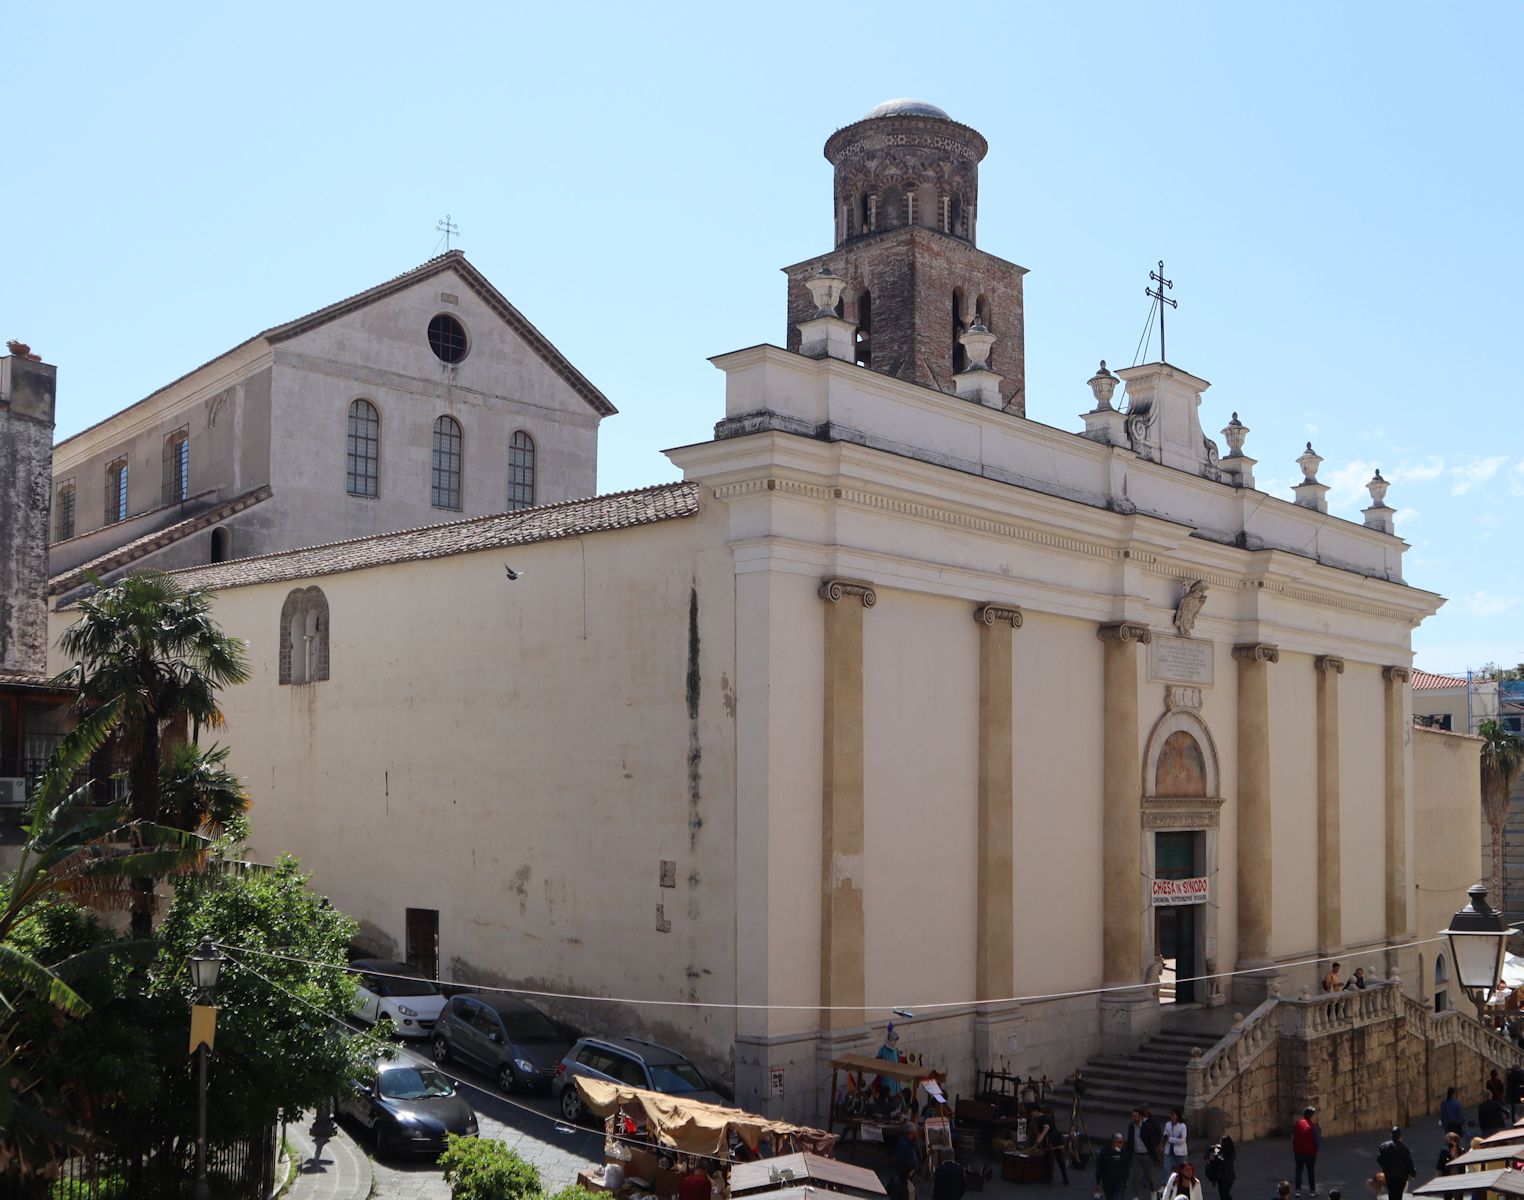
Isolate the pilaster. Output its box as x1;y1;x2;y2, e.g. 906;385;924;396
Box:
819;577;874;1030
975;603;1022;1001
1232;643;1278;997
1382;666;1412;948
1315;656;1345;955
1097;621;1150;987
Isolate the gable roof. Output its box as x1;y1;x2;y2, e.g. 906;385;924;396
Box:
56;252;613;451
48;485;272;595
110;481;698;597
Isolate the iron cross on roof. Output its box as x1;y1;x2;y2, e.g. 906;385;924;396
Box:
1146;259;1178;363
436;214;460;252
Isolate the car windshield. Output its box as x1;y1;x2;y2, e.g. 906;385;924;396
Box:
380;975;439;997
647;1062;707;1093
378;1067;454;1100
504;1011;560;1042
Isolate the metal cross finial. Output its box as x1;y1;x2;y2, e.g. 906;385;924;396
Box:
435;214;460;252
1146;259;1178;363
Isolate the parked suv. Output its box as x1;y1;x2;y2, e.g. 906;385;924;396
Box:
552;1036;725;1121
431;993;573;1094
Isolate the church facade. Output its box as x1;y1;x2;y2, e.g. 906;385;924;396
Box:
48;101;1478;1120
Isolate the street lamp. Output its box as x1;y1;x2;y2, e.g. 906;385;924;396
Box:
1446;884;1509;1020
189;937;225;1200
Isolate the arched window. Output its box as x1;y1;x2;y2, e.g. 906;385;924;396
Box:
279;586;330;685
951;194;964;236
855;291;872;368
163;428;190;504
346;400;380;497
508;431;536;511
431;415;463;511
210;527;231;564
1435;954;1449;1013
105;458;128;524
55;481;75;542
952;289;967;374
881;186;903;228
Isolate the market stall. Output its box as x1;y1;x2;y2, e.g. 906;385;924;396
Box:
1412;1168;1524;1199
573;1078;839;1200
730;1153;885;1199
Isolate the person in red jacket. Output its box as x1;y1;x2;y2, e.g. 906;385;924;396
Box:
1292;1107;1321;1196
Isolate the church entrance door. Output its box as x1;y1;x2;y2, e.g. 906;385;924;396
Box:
1154;831;1204;1005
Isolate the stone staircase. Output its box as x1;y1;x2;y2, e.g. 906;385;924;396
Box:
1049;1016;1232;1145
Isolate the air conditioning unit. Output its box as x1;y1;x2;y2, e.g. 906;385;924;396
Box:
0;778;28;807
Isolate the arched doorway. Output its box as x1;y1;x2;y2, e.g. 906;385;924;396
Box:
1141;694;1223;1006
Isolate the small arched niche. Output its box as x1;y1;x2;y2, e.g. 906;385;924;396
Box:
1143;707;1221;800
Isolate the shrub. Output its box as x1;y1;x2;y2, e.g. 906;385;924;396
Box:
439;1135;542;1200
49;1176;128;1200
546;1187;605;1200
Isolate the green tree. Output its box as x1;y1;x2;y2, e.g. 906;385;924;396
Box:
57;573;250;934
1479;717;1524;900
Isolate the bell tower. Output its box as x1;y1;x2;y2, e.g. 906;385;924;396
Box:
784;99;1027;413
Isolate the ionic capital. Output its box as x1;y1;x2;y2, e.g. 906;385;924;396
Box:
819;577;877;608
1314;655;1346;675
1232;643;1281;664
974;603;1023;628
1097;621;1152;645
1383;665;1411;683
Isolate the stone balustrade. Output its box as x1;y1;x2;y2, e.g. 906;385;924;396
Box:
1279;980;1397;1038
1185;994;1280;1115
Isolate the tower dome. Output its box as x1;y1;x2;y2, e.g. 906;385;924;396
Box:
862;98;952;120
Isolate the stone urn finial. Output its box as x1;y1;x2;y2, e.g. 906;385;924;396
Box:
1222;412;1248;457
959;318;996;372
1088;360;1120;411
1367;468;1390;507
804;265;847;318
1297;442;1323;484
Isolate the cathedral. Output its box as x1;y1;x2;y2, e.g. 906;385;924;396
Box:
36;99;1488;1129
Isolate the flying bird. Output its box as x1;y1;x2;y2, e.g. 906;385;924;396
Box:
504;565;524;581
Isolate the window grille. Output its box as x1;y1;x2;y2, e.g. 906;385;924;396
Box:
508;431;536;511
105;459;128;524
432;416;463;510
55;483;75;541
163;429;190;504
346;400;380;497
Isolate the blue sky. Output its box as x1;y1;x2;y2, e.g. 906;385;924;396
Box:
5;2;1519;672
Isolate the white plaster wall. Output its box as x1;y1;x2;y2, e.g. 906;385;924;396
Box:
862;590;979;1013
1339;663;1387;947
1413;727;1482;951
50;510;739;1075
1269;652;1319;960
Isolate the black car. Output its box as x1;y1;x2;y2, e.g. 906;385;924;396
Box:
336;1061;477;1158
431;993;573;1093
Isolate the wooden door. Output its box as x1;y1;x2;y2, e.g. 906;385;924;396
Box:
405;908;439;980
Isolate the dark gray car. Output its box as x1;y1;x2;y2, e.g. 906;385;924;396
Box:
430;993;572;1094
551;1036;726;1122
335;1061;477;1158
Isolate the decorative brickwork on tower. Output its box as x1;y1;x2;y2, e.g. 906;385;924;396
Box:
783;100;1028;413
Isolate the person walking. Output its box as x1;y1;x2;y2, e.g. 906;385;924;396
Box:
1440;1087;1465;1140
1170;1162;1203;1200
1488;1069;1506;1105
1434;1133;1463;1176
1097;1133;1130;1200
1125;1108;1161;1200
1206;1134;1236;1200
1292;1107;1321;1196
1164;1109;1189;1180
1376;1127;1415;1200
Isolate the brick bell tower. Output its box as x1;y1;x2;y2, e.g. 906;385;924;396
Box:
784;99;1027;414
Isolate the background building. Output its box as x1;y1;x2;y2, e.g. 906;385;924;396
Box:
46;253;612;600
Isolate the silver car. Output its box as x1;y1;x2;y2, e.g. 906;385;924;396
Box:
552;1036;725;1122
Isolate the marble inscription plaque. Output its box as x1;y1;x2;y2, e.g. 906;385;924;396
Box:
1150;636;1214;685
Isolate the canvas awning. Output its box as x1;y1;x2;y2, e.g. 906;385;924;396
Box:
731;1152;885;1198
574;1078;828;1159
1450;1146;1524;1169
1412;1168;1524;1196
1479;1127;1524;1148
828;1054;938;1086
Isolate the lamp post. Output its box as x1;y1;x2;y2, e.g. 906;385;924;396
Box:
189;937;225;1200
1446;884;1510;1023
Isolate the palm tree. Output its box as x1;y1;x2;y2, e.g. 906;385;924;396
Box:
1479;717;1524;902
57;573;249;934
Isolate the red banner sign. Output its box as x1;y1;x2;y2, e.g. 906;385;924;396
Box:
1151;877;1209;906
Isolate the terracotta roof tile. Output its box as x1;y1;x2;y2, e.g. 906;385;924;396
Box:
122;482;698;597
48;485;272;594
1412;669;1472;691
